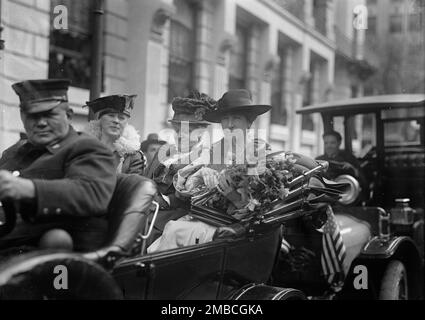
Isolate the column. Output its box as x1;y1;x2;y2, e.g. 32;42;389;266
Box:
326;0;335;41
137;2;175;137
304;0;315;27
194;1;213;94
246;24;261;102
283;47;294;129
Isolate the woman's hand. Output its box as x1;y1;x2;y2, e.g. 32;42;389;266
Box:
200;167;219;189
217;174;249;209
217;173;233;195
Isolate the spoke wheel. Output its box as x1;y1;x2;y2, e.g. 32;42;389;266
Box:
379;260;408;300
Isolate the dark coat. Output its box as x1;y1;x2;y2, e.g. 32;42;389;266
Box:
0;126;117;251
144;143;195;246
145;143;191;207
316;150;361;179
117;150;146;175
84;121;146;176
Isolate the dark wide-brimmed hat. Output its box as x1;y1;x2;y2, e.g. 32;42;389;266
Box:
204;89;272;123
85;94;137;118
169;91;216;125
12;79;70;114
140;133;166;152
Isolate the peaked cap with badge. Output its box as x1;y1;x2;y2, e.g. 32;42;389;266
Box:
12;79;70;114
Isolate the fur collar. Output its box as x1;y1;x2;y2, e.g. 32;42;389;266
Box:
84;120;141;157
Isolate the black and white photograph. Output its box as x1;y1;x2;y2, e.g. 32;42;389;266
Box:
0;0;424;304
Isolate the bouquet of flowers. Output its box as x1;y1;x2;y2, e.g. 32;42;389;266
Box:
189;152;299;221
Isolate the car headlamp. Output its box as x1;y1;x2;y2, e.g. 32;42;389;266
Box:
334;174;361;205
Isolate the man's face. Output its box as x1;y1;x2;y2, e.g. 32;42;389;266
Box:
323;135;341;157
99;112;129;140
21;104;72;147
146;143;162;164
220;113;251;132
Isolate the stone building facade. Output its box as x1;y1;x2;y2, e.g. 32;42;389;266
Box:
0;0;370;157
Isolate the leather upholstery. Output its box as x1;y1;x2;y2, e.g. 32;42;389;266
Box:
84;174;157;263
106;174;157;251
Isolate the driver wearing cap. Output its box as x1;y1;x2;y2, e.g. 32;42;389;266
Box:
0;79;117;252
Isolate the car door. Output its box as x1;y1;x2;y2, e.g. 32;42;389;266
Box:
112;241;226;300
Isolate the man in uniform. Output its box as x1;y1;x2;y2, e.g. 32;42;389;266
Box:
0;79;117;252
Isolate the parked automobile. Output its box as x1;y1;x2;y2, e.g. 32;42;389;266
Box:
286;94;424;299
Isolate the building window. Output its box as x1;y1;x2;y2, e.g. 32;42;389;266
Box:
351;85;359;98
367;16;377;35
271;49;289;126
389;14;403;33
271;0;305;21
313;0;327;36
48;0;98;90
409;13;421;32
301;75;314;131
168;0;196;103
229;24;249;89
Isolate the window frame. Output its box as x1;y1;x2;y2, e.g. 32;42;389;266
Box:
48;0;100;90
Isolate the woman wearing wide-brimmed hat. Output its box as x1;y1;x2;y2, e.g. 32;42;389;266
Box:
84;94;146;175
207;88;271;165
148;89;273;252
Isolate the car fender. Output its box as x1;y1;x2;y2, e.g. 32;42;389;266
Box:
339;236;423;299
360;236;420;260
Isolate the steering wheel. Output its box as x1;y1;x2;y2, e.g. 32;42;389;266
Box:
326;160;357;178
359;146;378;173
361;146;377;161
0;200;17;238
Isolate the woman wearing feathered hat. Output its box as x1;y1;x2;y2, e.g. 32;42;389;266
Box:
144;90;216;247
148;89;273;252
173;89;273;199
84;94;146;175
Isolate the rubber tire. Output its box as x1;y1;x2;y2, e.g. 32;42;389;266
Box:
229;284;307;300
379;260;408;300
0;251;123;300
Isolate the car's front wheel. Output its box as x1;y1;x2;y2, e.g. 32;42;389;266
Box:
0;251;123;300
379;260;408;300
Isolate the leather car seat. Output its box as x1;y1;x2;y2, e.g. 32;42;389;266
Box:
84;174;157;264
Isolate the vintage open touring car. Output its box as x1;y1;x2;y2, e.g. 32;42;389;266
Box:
0;95;423;300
